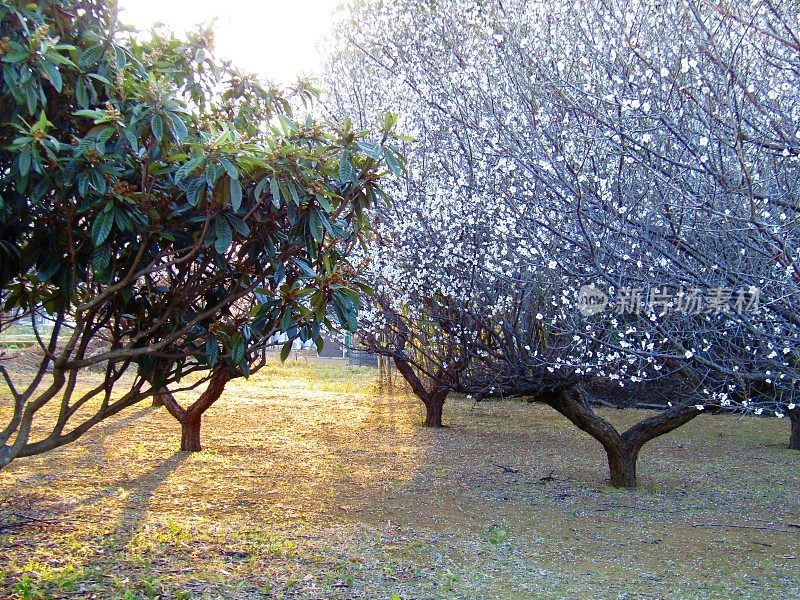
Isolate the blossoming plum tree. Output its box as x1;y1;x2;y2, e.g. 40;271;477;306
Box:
325;0;799;486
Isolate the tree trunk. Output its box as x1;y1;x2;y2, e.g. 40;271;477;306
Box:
378;356;394;394
158;367;234;453
180;415;202;452
545;389;701;489
789;406;800;450
392;356;448;428
606;444;639;488
424;395;445;428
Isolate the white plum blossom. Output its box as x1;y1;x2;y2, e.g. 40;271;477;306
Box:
323;0;800;454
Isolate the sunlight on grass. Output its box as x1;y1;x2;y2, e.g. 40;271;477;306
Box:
248;355;381;395
0;361;797;599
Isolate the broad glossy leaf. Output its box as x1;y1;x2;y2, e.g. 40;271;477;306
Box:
92;244;112;273
206;338;220;367
91;211;114;246
166;112;189;141
383;147;404;177
40;61;63;92
269;176;281;207
214;216;233;253
150;114;164;142
309;210;323;243
231;337;246;365
254;176;269;200
339;152;355;183
229;177;243;212
219;157;238;180
227;214;250;236
79;45;104;68
2;50;30;63
356;141;382;160
18;149;31;177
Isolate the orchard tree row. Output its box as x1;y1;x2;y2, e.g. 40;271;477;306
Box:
1;0;797;491
323;0;800;487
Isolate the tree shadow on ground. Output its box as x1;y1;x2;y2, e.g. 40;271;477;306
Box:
2;404;162;491
111;452;187;544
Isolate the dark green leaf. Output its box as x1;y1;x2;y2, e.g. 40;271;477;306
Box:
384;147;404;177
356;141;382;160
314;193;333;213
206;338;219;367
3;50;30;63
18;149;31;177
280;310;293;333
231;337;246;366
114;46;128;71
286;180;302;206
113;207;133;232
277;114;298;133
175;157;204;181
91;211;114;246
229;177;243;212
280;340;293;362
150;114;164;142
227;214;250;236
166;112;189;141
293;258;316;277
214;216;233;253
269;177;281;207
309;210;323;243
40;61;63;92
339;152;355;183
75;78;89;108
92;244;112;272
254;176;269;200
219;157;238;180
79;45;104;68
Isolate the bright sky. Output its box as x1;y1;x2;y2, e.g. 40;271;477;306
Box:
119;0;342;84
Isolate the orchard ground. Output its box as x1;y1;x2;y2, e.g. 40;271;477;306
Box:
0;358;798;599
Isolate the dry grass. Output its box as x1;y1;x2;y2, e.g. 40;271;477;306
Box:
0;360;798;599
